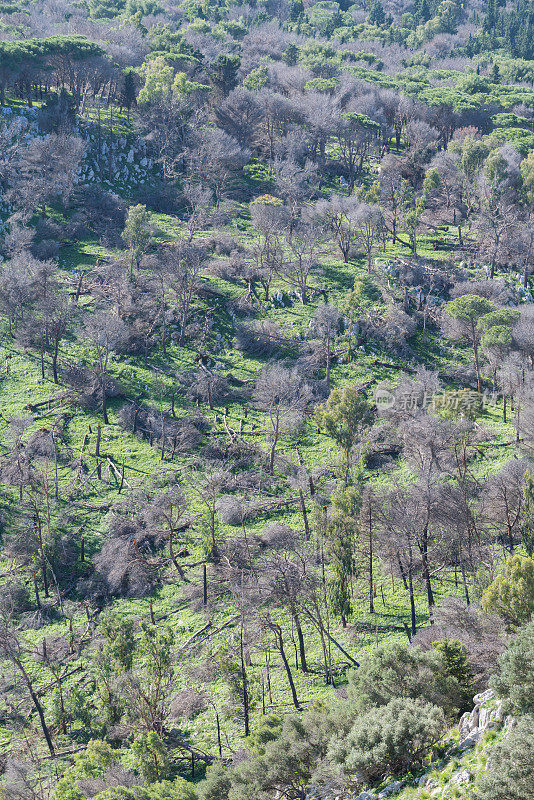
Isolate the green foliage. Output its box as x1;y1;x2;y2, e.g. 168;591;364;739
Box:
433;388;483;421
491;620;534;715
475;714;534;800
315;386;373;468
246;714;283;753
345;640;470;717
446;295;496;326
243;66;268;91
432;639;474;712
328;697;445;784
481;556;534;630
123;204;153;271
522;471;534;557
229;715;325;800
197;762;231;800
50;740;119;800
521;149;534;205
137;57;209;104
478;309;520;331
130;732;172;783
326;483;362;625
305;77;340;92
100;612;136;670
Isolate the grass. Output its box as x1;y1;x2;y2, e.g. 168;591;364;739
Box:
0;160;527;774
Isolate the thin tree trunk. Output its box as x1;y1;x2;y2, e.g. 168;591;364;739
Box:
272;624;300;710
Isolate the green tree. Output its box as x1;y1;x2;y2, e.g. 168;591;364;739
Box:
123;204;152;276
315;387;373;481
432;639;474;712
446;294;496;391
369;0;386;25
131;732;172;783
491;619;534;715
481;555;534;630
345;640;470;717
50;740;119;800
230;715;325;800
207;54;240;95
120;68;137;121
243;66;268;91
198;762;231;800
521;470;534;556
326;484;361;626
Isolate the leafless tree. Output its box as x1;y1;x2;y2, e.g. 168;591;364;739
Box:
254;365;311;474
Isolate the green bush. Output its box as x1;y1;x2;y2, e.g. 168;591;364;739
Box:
475;715;534;800
481;556;534;630
345;641;470;717
491;620;534;715
328;697;445;784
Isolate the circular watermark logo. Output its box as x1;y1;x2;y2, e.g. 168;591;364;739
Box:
374;388;395;409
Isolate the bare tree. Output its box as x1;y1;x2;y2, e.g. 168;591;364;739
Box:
254;365;311;474
311;304;341;387
78;312;129;424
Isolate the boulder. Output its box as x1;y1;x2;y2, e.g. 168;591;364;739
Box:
468;704;480;730
377;781;403;798
458;711;471;740
451;769;472;786
479;706;493;731
473;689;494;705
457;727;482;752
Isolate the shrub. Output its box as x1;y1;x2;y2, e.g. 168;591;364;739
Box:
432;639;474;713
491;620;534;715
481;555;534;630
345;640;469;716
475;714;534;800
328;697;445;784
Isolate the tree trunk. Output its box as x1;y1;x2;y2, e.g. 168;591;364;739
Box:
408;568;416;637
273;625;300;710
292;610;308;673
240;628;249;737
299;489;310;540
369;504;374;613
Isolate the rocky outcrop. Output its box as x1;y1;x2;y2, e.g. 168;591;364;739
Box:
456;689;512;753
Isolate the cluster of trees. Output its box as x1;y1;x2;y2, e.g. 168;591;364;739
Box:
0;0;532;797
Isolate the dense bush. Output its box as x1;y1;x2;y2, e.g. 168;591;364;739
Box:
491;619;534;715
328;697;445;784
475;714;534;800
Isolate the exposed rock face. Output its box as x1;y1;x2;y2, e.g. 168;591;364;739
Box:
456;688;510;753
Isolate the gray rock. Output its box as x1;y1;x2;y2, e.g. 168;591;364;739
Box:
479;706;493;730
355;793;378;800
377;781;403;798
474;689;494;705
494;702;505;723
468;704;480;730
451;769;472;786
458;711;471;740
457;728;482;752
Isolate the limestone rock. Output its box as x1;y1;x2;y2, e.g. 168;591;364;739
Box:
451;769;472;786
377;781;403;798
473;689;494;705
